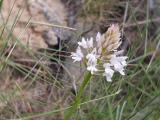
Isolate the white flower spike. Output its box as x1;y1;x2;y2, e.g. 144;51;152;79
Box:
71;24;128;82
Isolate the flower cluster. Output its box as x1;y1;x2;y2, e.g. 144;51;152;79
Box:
71;24;127;82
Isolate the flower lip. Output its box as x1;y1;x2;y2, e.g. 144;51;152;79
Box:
103;63;114;82
87;65;98;74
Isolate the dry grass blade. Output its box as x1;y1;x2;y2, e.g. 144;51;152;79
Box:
124;17;160;28
19;20;77;31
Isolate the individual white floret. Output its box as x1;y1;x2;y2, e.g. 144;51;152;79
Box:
86;48;98;62
110;55;127;75
103;63;114;82
86;48;99;74
78;37;93;49
87;64;98;74
78;37;87;48
96;32;102;46
71;46;84;62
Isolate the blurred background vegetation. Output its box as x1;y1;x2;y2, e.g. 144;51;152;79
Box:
0;0;160;119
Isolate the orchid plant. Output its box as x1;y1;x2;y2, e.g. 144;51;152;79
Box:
65;24;127;120
71;24;127;82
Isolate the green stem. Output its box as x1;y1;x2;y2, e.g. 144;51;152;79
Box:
64;72;92;120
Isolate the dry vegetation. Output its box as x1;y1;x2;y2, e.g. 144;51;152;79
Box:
0;0;160;120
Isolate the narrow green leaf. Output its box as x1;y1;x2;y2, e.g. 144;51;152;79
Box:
0;0;3;9
64;72;92;120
